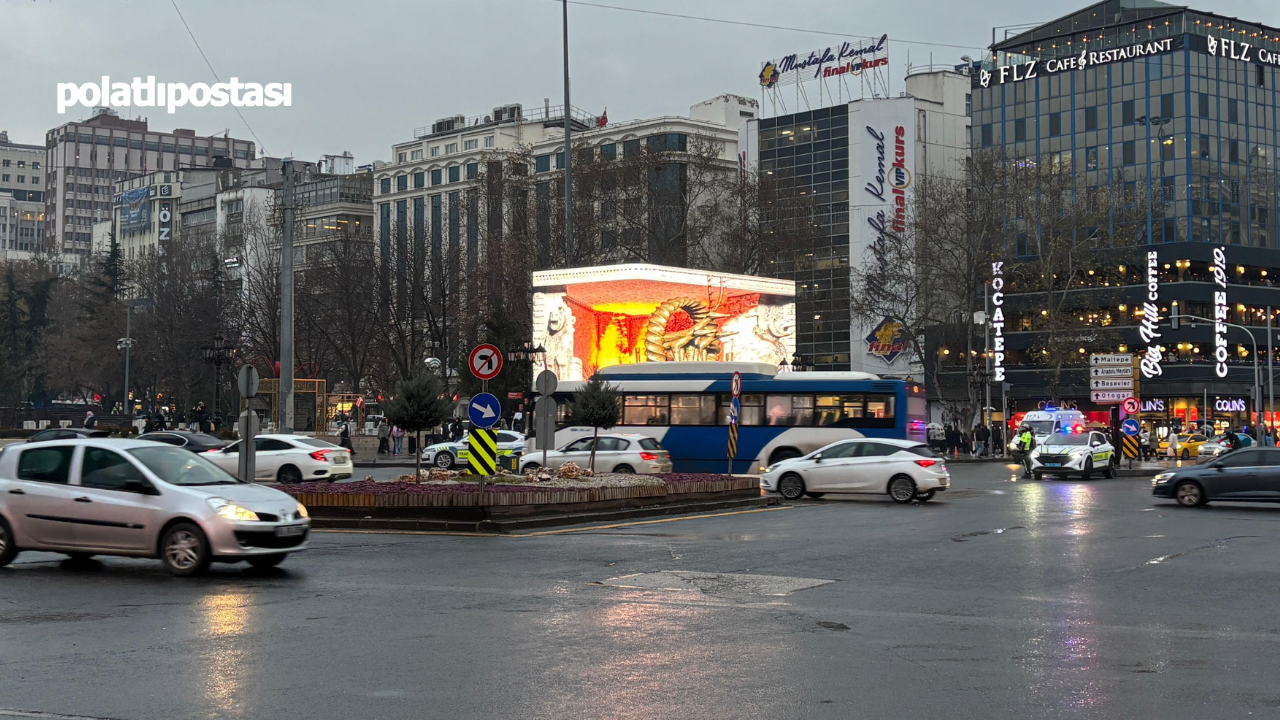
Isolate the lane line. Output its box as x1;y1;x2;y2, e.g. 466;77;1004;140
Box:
312;506;792;539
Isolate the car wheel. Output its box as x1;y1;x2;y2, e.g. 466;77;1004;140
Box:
613;464;635;474
1081;458;1093;481
1176;481;1206;507
805;492;826;499
434;451;454;469
160;522;212;576
247;553;287;569
777;473;806;500
888;475;916;504
915;490;936;502
277;465;303;485
0;516;18;568
1181;448;1190;460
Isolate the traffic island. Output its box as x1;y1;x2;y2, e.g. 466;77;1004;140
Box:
274;473;768;532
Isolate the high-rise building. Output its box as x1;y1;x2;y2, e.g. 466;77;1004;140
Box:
742;68;973;373
0;131;45;261
44;107;255;256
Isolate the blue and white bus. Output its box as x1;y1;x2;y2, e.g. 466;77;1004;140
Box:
550;362;928;474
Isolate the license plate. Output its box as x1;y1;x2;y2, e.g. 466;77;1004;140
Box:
275;525;307;537
1045;463;1062;467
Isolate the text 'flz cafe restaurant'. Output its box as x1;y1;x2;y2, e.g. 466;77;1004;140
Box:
966;0;1280;439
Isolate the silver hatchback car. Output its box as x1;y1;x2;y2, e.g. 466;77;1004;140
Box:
0;438;310;575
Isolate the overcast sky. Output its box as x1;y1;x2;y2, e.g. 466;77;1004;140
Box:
2;0;1276;163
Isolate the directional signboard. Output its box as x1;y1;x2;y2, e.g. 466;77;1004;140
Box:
468;392;501;429
1090;353;1132;366
1090;378;1134;391
1091;390;1133;404
1091;366;1134;378
469;343;503;381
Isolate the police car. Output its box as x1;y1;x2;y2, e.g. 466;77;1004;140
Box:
1029;427;1118;480
421;431;526;469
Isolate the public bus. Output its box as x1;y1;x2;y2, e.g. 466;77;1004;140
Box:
548;362;928;473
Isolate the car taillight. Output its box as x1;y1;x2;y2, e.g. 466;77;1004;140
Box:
639;452;658;461
309;449;333;462
914;459;939;468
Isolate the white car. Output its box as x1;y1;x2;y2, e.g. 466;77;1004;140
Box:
518;434;673;474
422;431;526;469
1028;430;1117;479
203;434;352;483
0;438;310;575
760;438;949;503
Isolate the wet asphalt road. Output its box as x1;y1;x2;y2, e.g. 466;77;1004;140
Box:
4;463;1280;720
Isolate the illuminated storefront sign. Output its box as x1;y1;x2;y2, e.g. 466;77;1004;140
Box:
530;264;796;381
760;35;888;88
1208;35;1280;68
991;261;1005;382
1139;250;1163;378
979;37;1178;87
1212;246;1228;378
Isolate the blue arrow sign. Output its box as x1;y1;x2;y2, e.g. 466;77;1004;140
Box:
468;392;501;429
1121;418;1140;437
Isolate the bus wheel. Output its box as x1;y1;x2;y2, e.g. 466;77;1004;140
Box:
777;473;805;500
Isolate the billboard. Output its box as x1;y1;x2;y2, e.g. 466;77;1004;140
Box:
849;97;915;373
531;264;796;381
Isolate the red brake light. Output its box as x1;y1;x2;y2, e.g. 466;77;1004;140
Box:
309;449;333;461
914;459;939;468
639;451;658;461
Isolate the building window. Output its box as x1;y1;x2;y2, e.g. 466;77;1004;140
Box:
448;166;460;183
445;143;458;154
1160;94;1174;120
396;175;408;191
1049;113;1062;137
1014;119;1027;142
430;146;440;157
981;124;992;147
1123;141;1136;166
535;155;551;173
484;136;495;148
1122;100;1136;125
1084;106;1098;131
1228;100;1240;123
411;149;423;160
414;171;425;189
380;178;391;194
466;162;479;179
464;139;478;150
431;169;442;185
1198;93;1210;118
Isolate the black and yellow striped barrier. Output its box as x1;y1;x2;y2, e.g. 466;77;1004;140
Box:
467;428;497;476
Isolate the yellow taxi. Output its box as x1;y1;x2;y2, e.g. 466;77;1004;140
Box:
1157;433;1210;459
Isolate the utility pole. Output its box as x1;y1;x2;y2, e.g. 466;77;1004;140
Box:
280;160;295;433
561;0;574;265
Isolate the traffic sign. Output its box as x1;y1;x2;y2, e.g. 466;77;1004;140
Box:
469;344;503;380
1090;353;1132;366
731;371;743;398
1091;390;1133;403
535;369;558;396
468;392;501;429
1091;366;1133;378
1121;397;1140;415
1090;378;1134;391
1121;418;1141;436
237;365;260;398
467;428;498;475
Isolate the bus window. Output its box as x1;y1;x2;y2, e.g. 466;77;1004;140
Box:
815;396;842;425
671;395;716;425
624;395;669;425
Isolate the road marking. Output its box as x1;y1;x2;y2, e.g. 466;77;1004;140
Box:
312;506;791;538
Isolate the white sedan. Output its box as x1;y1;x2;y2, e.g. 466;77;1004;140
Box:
422;431;527;469
518;434;673;474
760;438;949;502
203;434;353;483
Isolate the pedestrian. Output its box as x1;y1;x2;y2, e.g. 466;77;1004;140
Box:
391;424;404;455
1017;425;1036;478
975;423;991;457
83;410;96;429
1139;426;1152;461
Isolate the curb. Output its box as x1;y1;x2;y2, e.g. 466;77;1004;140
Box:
312;495;777;533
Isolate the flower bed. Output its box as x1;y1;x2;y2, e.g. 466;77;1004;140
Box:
276;472;757;509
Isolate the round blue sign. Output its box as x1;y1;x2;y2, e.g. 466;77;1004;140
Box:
1121;418;1140;437
468;392;501;429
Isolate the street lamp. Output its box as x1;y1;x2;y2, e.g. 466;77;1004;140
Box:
200;335;238;424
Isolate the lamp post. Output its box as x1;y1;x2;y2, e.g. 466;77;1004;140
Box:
1178;313;1263;444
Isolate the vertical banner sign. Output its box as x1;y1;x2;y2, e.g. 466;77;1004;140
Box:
1213;247;1228;378
990;262;1006;382
1139;250;1163;379
157;199;172;256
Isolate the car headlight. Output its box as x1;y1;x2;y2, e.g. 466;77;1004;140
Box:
296;502;309;519
207;497;260;522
